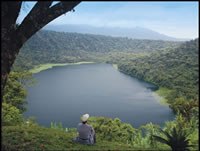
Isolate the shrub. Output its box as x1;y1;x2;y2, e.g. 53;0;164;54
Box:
2;102;23;126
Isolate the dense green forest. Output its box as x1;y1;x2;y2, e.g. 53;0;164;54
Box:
3;30;199;150
2;71;34;126
13;30;182;70
117;39;199;100
115;39;199;126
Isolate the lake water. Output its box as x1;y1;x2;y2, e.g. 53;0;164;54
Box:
24;63;175;128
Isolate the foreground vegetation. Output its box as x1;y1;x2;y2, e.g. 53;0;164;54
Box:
2;122;132;151
2;116;198;151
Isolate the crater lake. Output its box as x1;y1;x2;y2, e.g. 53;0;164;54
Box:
24;63;175;128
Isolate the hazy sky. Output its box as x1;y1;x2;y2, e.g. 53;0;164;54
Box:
17;1;198;39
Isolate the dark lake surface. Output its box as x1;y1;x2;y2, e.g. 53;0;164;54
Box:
24;63;175;128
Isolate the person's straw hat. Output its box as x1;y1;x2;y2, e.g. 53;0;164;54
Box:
81;114;89;122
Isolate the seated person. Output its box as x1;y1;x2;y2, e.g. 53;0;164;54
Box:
73;113;96;145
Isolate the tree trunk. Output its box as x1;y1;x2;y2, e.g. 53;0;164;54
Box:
1;1;22;95
1;30;24;95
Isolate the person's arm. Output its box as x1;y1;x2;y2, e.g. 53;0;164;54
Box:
90;126;95;135
91;126;96;143
77;123;80;136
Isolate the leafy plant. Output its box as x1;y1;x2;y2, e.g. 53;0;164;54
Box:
50;121;65;131
2;102;23;126
171;97;198;121
152;126;192;151
88;117;136;143
3;71;34;113
140;123;161;148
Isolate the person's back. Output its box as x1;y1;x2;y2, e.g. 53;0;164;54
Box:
77;123;93;140
73;114;96;145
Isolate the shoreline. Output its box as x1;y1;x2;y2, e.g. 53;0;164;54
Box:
29;61;95;74
114;64;169;106
152;87;172;106
152;91;168;106
112;64;118;70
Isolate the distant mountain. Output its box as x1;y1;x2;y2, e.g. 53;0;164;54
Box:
43;24;189;41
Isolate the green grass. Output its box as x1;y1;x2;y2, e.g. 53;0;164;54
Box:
112;64;118;70
29;62;95;74
5;115;198;151
2;124;135;151
152;87;172;106
155;87;172;97
2;116;173;151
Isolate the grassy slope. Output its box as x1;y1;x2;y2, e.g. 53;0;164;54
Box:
112;64;118;70
3;116;174;151
152;87;172;105
29;62;94;74
2;125;135;151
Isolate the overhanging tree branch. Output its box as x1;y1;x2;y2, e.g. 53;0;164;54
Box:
15;1;53;45
16;1;81;45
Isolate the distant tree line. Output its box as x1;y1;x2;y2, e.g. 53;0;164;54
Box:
13;30;182;70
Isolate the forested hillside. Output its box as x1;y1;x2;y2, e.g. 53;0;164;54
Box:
13;30;181;70
118;39;199;101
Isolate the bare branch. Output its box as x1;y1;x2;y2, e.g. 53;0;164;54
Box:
39;1;81;29
20;1;53;25
16;2;52;42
